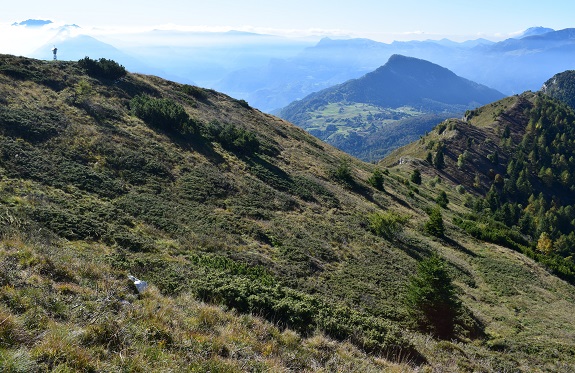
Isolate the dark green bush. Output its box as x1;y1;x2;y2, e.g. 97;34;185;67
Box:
29;207;107;241
179;84;208;101
108;229;153;252
130;95;195;136
213;123;260;154
453;217;527;251
190;273;419;359
186;254;275;286
410;169;422;185
237;99;250;108
368;169;385;190
0;107;66;142
368;211;408;239
0;138;125;198
436;191;449;208
177;165;235;202
433;144;445;169
330;158;354;187
78;57;127;80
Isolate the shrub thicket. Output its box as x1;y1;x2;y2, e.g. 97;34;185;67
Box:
130;95;196;136
190;272;419;360
331;158;354;187
410;169;422;184
215;123;260;154
436;191;449;209
78;57;127;80
368;211;408;240
368;169;385;190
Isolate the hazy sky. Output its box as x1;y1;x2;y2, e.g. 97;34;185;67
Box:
3;0;574;46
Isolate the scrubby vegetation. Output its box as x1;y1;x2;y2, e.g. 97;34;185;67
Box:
424;207;445;238
1;55;575;371
78;57;127;80
130;94;199;139
368;211;408;240
386;91;575;288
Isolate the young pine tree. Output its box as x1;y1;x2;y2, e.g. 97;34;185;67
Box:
368;169;385;191
424;207;445;237
433;145;445;169
406;253;460;338
410;169;422;185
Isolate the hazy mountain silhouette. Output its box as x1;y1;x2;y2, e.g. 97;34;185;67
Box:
216;27;575;111
278;55;504;161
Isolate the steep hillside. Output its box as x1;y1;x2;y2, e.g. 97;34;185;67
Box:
542;70;575;109
1;55;575;371
278;55;504;161
383;90;575;285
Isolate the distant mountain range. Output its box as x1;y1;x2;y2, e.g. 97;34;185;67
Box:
15;21;575;113
11;19;54;27
300;54;504;108
517;26;555;38
277;55;505;161
216;27;575;111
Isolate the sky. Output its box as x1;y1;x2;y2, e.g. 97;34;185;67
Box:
2;0;575;53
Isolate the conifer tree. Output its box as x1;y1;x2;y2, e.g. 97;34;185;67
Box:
424;207;445;237
433;145;445;169
406;254;460;337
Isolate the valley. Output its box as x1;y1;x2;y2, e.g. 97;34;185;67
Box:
278;55;504;161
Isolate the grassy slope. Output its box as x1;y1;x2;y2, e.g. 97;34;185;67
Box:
0;55;574;372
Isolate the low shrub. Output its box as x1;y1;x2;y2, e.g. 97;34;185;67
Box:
211;123;260;155
78;57;126;80
368;211;408;240
0;107;66;143
190;273;420;360
368;169;385;190
179;84;208;101
130;95;196;136
330;158;354;187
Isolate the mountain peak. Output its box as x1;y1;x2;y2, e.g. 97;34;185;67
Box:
383;54;444;69
386;54;417;64
375;54;458;83
278;55;505;161
517;26;555;38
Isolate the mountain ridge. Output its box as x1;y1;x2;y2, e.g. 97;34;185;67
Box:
278;55;504;161
215;27;575;111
